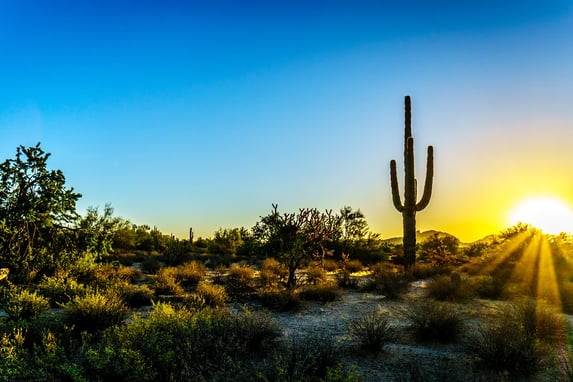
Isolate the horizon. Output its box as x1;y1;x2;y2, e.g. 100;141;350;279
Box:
1;1;572;242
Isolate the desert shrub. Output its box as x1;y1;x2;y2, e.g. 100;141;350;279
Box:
336;270;360;289
193;281;227;308
348;310;395;352
64;290;128;332
365;262;410;298
225;264;256;298
96;303;280;381
474;275;505;299
83;345;153;382
86;264;141;287
468;299;562;377
141;254;163;274
305;265;328;286
343;259;364;274
121;284;154;308
37;275;88;306
323;259;339;272
176;261;205;288
409;263;446;279
260;257;287;289
259;290;303;312
264;334;342;381
300;283;342;303
559;281;573;314
3;288;50;320
153;267;185;297
427;274;474;301
403;300;465;343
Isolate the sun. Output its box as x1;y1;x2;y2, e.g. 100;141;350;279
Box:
508;196;573;234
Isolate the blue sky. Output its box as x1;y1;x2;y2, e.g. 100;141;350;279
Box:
1;1;572;241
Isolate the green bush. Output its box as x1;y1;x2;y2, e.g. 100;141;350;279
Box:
64;290;128;332
403;300;465;343
37;275;88;306
348;310;394;352
3;288;50;320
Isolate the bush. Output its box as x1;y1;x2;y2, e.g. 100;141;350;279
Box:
121;284;154;308
37;275;88;306
259;290;303;312
225;264;256;298
264;334;342;381
176;261;205;288
474;275;505;300
305;265;328;286
467;299;562;376
300;284;342;302
64;290;128;332
409;263;445;279
365;263;410;298
259;257;287;289
344;259;364;273
427;274;474;301
193;281;227;308
153;267;185;297
403;300;465;343
348;310;394;352
4;288;50;320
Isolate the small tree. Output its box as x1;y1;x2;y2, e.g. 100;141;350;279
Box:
253;204;338;290
0;143;81;282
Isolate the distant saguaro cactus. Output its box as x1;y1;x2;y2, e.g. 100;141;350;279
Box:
390;96;434;269
189;227;194;244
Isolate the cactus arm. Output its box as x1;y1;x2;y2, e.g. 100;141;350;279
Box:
390;160;404;212
416;145;434;211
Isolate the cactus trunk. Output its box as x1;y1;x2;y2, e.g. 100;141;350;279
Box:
390;96;434;269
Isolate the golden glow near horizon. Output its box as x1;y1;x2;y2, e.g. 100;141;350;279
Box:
508;196;573;235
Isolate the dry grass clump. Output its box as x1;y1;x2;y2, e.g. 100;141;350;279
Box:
348;310;395;353
402;300;466;343
175;261;205;288
259;290;303;312
259;257;287;289
365;262;410;298
304;265;328;286
225;264;256;298
344;259;364;273
192;281;227;308
299;283;342;303
426;273;474;301
468;299;566;377
153;267;185;297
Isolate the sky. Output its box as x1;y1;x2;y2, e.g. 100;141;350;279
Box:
1;0;572;242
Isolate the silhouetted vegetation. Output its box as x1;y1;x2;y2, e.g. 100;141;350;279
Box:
2;144;573;381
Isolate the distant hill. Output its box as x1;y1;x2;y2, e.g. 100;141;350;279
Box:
382;230;460;245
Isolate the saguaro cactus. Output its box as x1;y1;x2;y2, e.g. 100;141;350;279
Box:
390;96;434;269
